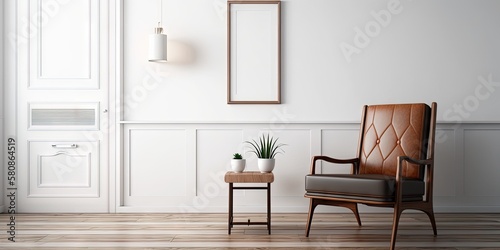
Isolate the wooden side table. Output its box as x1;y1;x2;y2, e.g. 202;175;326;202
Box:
224;171;274;235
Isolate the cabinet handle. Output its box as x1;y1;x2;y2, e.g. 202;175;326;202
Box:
51;144;77;149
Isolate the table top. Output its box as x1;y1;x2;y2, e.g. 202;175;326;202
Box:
224;171;274;183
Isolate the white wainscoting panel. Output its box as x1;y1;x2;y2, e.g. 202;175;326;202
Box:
321;128;360;174
269;130;311;197
28;140;99;197
29;0;99;89
195;129;243;210
464;128;500;197
267;129;312;210
122;126;192;209
434;128;457;197
118;123;500;213
127;129;187;197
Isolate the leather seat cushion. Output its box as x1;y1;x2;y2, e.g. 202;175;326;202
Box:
305;174;424;202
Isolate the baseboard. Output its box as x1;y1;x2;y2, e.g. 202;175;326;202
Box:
115;205;500;213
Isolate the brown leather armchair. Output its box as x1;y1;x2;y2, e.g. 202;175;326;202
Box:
305;103;437;250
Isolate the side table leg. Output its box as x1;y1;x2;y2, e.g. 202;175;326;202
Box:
267;182;271;235
228;183;233;235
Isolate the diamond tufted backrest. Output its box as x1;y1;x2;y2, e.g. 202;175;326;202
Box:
358;104;431;179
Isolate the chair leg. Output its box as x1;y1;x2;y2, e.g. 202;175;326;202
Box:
390;207;403;250
346;203;362;226
305;199;318;237
423;207;437;236
428;211;437;236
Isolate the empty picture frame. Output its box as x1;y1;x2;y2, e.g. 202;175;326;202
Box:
227;0;281;104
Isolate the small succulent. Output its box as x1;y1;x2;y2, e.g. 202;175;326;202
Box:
233;153;243;159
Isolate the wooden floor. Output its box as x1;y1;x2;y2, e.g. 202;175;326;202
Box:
1;213;500;249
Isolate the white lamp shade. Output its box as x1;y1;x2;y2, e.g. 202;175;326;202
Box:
148;33;168;62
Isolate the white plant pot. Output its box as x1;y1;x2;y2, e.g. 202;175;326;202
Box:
257;158;275;173
231;159;246;173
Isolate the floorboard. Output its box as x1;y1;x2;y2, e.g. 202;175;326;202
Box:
1;213;499;249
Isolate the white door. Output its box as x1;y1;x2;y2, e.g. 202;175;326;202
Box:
14;0;110;212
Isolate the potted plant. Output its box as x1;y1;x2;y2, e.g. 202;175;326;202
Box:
245;133;286;173
230;153;246;173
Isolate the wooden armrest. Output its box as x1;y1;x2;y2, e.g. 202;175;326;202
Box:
309;156;359;174
396;156;435;202
312;155;359;164
396;156;433;178
398;156;433;166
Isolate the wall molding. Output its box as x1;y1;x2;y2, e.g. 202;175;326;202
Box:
116;122;500;213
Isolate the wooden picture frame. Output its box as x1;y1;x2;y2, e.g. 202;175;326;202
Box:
227;0;281;104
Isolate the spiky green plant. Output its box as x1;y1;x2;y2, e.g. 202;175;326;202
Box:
245;133;286;159
233;153;243;159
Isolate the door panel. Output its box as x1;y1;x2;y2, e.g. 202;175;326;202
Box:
29;0;100;89
29;141;99;197
15;0;109;212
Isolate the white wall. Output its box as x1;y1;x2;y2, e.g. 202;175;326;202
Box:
117;0;500;213
123;0;500;123
3;0;499;213
0;0;5;212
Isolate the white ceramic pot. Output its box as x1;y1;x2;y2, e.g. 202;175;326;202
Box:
231;159;246;173
257;158;275;173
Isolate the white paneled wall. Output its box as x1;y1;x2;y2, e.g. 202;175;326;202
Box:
125;128;189;202
2;0;499;213
0;0;4;211
463;128;500;197
118;0;500;213
118;123;500;213
433;128;457;197
433;124;500;212
195;129;243;211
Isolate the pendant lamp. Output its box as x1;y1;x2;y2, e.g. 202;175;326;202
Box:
148;0;167;62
